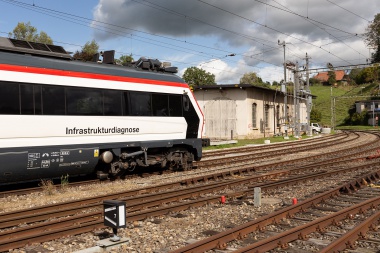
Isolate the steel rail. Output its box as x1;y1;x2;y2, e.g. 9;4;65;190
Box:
1;166;374;252
169;170;380;253
319;211;380;253
197;132;361;167
202;132;348;158
4;136;377;228
2;155;379;230
233;196;380;253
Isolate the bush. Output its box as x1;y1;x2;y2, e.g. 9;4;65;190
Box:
39;179;56;195
310;108;322;122
60;174;69;192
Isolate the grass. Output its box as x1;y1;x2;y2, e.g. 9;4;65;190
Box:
39;179;56;195
335;125;380;130
310;82;380;127
60;174;70;192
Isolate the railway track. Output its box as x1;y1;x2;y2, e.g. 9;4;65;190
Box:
201;132;348;158
1;131;380;252
170;170;380;253
1;152;380;250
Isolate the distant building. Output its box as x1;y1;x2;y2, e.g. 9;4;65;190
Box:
355;100;380;126
313;70;350;86
193;84;308;139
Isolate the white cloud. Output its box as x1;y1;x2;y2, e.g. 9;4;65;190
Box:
92;0;379;84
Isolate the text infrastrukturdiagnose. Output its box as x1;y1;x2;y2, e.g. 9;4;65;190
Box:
66;127;139;135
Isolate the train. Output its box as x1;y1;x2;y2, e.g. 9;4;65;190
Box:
0;37;204;185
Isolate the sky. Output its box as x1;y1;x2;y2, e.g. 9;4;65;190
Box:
0;0;379;84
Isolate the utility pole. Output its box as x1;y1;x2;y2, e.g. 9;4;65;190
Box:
304;53;312;136
331;86;333;129
328;62;335;130
294;62;300;138
278;40;289;139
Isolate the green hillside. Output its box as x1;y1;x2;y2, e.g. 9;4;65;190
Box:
309;83;380;127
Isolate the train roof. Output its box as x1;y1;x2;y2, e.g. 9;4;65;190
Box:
0;37;185;84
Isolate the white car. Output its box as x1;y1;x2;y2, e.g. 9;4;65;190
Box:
311;123;322;134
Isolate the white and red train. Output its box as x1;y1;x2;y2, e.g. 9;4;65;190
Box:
0;37;203;184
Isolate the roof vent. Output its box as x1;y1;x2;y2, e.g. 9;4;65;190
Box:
134;57;177;73
102;50;115;64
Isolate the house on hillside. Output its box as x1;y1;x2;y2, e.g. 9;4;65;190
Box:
355;100;380;126
193;84;309;139
313;70;350;86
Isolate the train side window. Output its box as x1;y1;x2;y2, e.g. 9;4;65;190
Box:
0;82;20;114
20;84;34;115
34;85;42;114
183;95;190;112
104;90;122;116
152;93;168;116
66;87;103;115
130;91;151;116
123;91;130;116
42;86;65;115
169;95;182;116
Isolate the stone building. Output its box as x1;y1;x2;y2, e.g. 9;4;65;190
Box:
193;84;308;140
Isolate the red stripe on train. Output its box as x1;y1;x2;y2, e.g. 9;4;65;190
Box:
0;64;188;88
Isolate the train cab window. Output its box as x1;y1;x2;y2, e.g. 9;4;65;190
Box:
104;90;122;116
42;86;65;115
169;95;182;116
183;95;199;138
130;91;151;116
0;82;20;114
66;88;103;115
152;93;168;116
183;95;190;112
20;84;34;115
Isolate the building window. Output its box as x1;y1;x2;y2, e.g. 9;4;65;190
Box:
286;105;290;123
264;104;269;128
252;103;257;128
276;105;280;125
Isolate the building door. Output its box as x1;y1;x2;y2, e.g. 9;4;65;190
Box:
204;99;236;139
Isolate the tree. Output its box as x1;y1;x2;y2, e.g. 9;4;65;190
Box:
354;67;379;84
73;40;99;61
309;77;322;86
8;22;53;44
327;71;336;86
116;54;134;66
310;108;322;122
182;67;216;87
365;14;380;63
239;72;266;86
371;38;380;63
365;14;380;49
